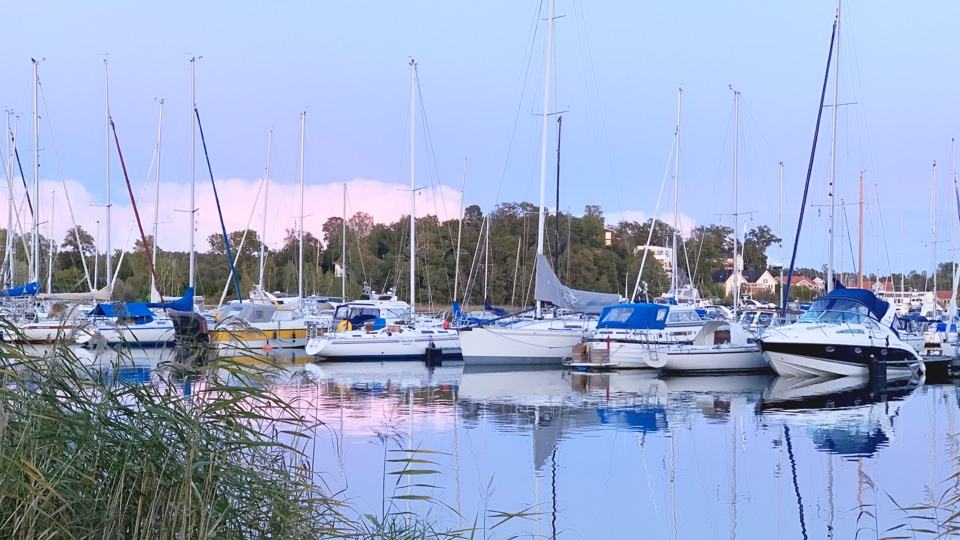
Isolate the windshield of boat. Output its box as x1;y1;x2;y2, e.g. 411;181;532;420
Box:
667;310;702;324
797;298;876;324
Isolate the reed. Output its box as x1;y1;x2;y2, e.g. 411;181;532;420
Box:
0;328;345;539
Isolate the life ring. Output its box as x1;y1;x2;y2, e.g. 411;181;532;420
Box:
337;320;352;333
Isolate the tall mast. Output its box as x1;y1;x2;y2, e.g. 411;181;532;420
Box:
453;157;466;303
827;1;840;293
32;58;39;285
188;57;197;289
47;192;54;293
4;112;13;287
484;216;490;301
152;99;164;297
341;182;346;300
535;0;556;318
673;86;682;292
732;88;740;316
104;59;112;289
298;111;305;300
409;59;417;316
554;115;562;273
779;161;785;306
857;171;863;288
932;161;938;303
257;130;272;294
949;137;958;322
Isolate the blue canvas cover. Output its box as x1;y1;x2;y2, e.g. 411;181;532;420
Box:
812;288;890;321
1;281;38;297
90;302;155;324
596;303;669;330
147;287;194;311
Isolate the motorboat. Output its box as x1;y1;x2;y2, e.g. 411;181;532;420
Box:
567;303;704;369
660;320;767;373
756;288;925;379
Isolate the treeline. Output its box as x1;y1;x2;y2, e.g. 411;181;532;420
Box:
0;202;951;307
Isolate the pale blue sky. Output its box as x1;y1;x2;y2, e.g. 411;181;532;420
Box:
1;1;958;278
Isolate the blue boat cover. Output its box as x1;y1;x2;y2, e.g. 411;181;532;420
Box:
1;281;38;297
596;303;669;330
90;302;155;324
813;288;890;321
147;287;194;311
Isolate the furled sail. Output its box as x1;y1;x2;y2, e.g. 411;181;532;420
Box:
533;254;619;314
1;281;39;297
38;285;112;302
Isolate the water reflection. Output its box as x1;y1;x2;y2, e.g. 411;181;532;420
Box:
760;375;920;458
21;347;950;538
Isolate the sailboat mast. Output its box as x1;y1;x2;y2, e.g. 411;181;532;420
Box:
104;59;112;289
188;57;197;289
341;182;346;300
409;59;417;317
732;88;740;317
47;192;54;294
932;161;938;303
535;0;556;318
298;111;305;301
555;115;562;273
453;157;466;303
858;171;863;288
32;58;39;285
827;1;840;293
673;86;682;292
3;112;12;287
152;99;164;295
257;130;272;293
779;161;784;306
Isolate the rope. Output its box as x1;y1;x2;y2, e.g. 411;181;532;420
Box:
195;107;242;304
110;117;162;299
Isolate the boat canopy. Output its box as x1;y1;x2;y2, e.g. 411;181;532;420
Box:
534;254;619;314
1;281;38;297
147;287;194;311
809;288;890;321
597;303;669;330
90;302;155;324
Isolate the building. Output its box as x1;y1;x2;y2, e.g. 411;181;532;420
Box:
711;268;777;298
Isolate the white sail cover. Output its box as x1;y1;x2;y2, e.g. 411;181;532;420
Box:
38;285;113;302
533;254;619;314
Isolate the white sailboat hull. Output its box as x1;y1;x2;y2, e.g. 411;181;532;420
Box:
458;324;586;366
306;327;460;361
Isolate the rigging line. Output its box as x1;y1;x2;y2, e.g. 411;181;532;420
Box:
491;0;545;207
344;190;369;283
109;117;162;299
841;202;857;279
691;105;734;289
8;132;33;270
12;147;33;218
631;137;675;301
573;0;625;218
782;18;837;316
38;80;93;291
217;176;265;308
461;215;487;308
195;107;242;304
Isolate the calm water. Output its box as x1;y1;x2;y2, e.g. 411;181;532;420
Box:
71;348;960;539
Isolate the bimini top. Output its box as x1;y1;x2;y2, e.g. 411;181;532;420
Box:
810;288;890;322
597;303;669;330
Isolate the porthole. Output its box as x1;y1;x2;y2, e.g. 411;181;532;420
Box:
825;346;835;353
854;347;862;354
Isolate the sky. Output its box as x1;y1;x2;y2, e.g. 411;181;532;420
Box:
1;1;959;281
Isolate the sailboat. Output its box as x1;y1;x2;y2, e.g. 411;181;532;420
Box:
304;60;459;362
757;5;923;379
458;0;619;366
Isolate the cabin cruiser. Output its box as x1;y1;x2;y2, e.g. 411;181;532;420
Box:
567;303;705;369
756;288;925;379
659;320;767;373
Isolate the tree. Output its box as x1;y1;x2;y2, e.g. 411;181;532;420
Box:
61;226;95;256
348;212;373;239
741;225;780;271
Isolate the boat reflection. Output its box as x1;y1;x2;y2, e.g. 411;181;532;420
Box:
759;375;922;457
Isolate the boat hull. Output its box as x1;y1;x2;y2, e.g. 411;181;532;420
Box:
458;325;584;366
209;324;310;351
661;345;767;373
759;341;921;378
306;328;460;361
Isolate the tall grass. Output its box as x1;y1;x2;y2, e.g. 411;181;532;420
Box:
0;329;345;539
